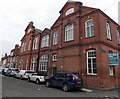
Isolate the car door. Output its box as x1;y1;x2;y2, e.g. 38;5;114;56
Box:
56;74;64;87
30;73;37;81
16;71;21;77
51;73;62;86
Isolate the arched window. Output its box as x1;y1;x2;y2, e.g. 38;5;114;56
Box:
41;35;49;48
106;22;111;40
39;55;48;71
87;50;97;75
65;24;74;42
19;59;24;70
65;8;74;16
33;37;38;50
117;30;120;44
53;31;58;45
30;57;37;71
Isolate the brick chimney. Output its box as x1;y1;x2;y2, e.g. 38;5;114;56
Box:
29;21;33;26
5;53;7;57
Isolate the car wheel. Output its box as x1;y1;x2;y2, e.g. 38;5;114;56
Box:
36;79;40;84
46;81;50;87
14;74;16;78
20;76;23;80
28;77;31;82
62;84;69;92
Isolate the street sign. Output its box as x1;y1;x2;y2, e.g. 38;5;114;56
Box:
108;52;119;65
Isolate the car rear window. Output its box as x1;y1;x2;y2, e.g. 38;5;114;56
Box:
11;69;18;71
73;73;81;80
38;73;47;76
61;74;70;78
4;68;9;72
26;71;35;73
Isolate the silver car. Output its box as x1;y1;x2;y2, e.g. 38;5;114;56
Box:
28;73;48;84
14;70;35;80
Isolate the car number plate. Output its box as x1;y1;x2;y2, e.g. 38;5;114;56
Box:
77;82;81;84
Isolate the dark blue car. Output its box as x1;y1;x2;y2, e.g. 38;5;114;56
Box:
45;72;83;92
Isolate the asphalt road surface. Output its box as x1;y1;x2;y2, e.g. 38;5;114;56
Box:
1;74;119;98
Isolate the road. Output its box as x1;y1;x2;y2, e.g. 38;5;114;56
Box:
1;74;119;98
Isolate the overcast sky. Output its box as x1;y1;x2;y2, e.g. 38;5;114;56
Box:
0;0;119;58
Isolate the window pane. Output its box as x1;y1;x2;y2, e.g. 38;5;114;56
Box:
39;55;48;71
87;50;97;75
86;19;94;38
93;69;97;73
88;69;92;73
65;24;74;42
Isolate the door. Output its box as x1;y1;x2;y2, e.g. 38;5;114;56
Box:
51;73;63;87
52;67;57;76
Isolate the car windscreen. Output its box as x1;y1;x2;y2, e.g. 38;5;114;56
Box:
37;73;48;76
4;68;9;72
12;69;19;71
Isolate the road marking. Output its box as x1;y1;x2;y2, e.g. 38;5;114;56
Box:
80;88;92;92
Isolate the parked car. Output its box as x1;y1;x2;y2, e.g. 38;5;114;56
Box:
1;68;9;75
14;70;35;80
45;72;83;92
5;68;19;77
28;72;48;84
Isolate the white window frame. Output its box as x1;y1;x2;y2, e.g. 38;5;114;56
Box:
28;40;31;50
53;31;58;45
87;50;97;75
106;22;112;40
20;59;24;70
39;55;48;71
109;65;113;76
26;59;28;70
21;43;24;52
65;24;74;42
24;42;26;51
30;58;37;71
117;30;120;44
85;19;94;38
65;8;74;16
52;54;58;61
41;35;49;48
33;37;38;50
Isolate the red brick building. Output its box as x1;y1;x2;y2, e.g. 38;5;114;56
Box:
18;22;42;71
1;44;20;68
38;28;50;73
9;44;20;68
1;53;10;67
42;1;120;90
14;1;120;90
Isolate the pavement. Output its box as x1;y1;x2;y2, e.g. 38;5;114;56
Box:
1;74;120;98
